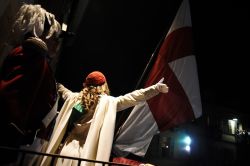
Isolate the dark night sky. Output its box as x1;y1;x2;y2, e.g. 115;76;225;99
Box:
55;0;249;114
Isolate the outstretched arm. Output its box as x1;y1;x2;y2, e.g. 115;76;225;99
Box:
57;83;74;100
116;78;168;111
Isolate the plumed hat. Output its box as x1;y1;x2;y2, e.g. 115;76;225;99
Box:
85;71;106;86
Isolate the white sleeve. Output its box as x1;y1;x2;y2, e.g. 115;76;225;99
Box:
116;84;160;111
57;83;74;100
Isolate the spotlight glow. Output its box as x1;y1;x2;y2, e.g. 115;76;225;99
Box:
183;136;191;145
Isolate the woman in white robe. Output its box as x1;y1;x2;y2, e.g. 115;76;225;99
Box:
40;71;168;166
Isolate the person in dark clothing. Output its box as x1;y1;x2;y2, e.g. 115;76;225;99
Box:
0;3;61;164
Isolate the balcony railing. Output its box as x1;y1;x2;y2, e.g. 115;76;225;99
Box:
0;146;132;166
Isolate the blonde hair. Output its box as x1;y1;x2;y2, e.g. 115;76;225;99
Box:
12;3;61;41
81;82;110;112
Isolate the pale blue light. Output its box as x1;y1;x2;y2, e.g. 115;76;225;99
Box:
183;136;191;145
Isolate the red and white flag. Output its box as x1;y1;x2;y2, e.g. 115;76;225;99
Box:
113;0;202;158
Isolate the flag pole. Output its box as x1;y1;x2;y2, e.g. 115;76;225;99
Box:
135;0;184;88
135;33;166;89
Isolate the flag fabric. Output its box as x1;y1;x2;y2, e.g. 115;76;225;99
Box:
113;0;202;158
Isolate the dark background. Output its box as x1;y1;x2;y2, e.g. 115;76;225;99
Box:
21;0;250;165
47;0;249;114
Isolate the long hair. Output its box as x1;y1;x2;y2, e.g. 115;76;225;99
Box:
81;82;110;112
11;3;61;44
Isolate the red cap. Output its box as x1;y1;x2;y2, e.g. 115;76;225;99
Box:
85;71;106;86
